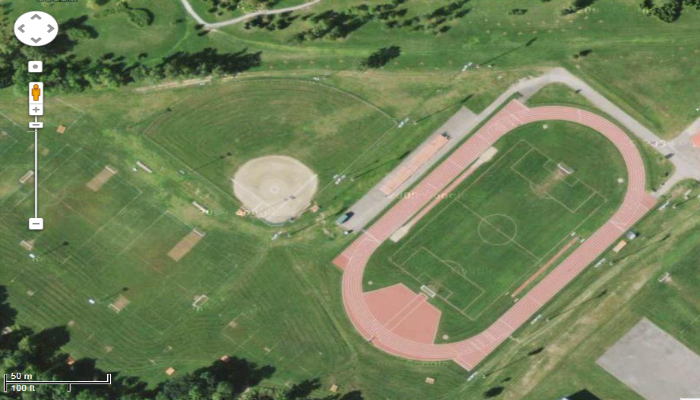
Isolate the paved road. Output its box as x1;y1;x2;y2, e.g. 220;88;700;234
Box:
179;0;322;29
342;67;700;231
516;67;700;195
334;100;656;370
342;107;478;231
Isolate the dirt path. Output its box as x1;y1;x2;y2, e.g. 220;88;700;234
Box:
179;0;323;29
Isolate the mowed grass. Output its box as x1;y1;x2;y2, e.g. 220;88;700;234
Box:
146;79;397;212
0;80;481;399
364;119;627;341
526;84;675;192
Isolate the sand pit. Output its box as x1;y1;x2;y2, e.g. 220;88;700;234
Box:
167;229;205;262
109;295;130;313
233;155;318;224
86;165;118;192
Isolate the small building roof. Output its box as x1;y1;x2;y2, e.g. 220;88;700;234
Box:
692;131;700;148
612;240;627;253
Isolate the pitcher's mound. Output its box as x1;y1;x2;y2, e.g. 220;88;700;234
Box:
233;155;318;224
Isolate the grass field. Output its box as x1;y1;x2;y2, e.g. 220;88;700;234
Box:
7;0;700;138
144;79;396;213
471;180;700;400
0;79;476;399
526;84;675;192
1;0;698;398
364;119;627;341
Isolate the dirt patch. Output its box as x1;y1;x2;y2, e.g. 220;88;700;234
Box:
109;295;130;313
86;165;118;192
167;229;205;262
233;155;318;224
531;169;565;198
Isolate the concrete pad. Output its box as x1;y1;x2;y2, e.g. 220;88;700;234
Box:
597;318;700;400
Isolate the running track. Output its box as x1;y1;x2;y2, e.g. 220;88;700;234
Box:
333;100;657;370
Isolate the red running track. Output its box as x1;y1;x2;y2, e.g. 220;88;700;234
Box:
333;100;658;371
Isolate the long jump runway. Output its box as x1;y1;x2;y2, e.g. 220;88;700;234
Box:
333;100;657;370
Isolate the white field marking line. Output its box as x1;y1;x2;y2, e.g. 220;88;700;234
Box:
457;201;540;261
459;140;609;260
510;146;602;213
417;272;455;300
161;210;234;269
56;98;87;115
143;78;395;208
66;191;144;267
417;247;492;320
140;133;238;207
382;292;428;329
0;134;18;158
145;211;249;298
66;114;84;130
382;139;601;320
390;246;485;321
231;178;272;212
253;173;318;216
420;247;486;294
314;123;397;198
29;155;101;238
0;145;56;209
0;111;21;128
116;211;169;257
361;229;381;244
386;294;431;332
62;159;144;237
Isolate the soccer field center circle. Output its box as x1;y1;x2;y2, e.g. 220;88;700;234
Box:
233;155;318;224
333;100;657;371
477;214;518;246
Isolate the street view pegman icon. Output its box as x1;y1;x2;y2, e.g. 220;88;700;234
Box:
14;11;59;47
31;84;41;101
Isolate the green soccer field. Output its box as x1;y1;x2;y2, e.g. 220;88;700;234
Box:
364;119;628;341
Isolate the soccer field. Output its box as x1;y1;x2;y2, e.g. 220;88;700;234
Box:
364;119;628;340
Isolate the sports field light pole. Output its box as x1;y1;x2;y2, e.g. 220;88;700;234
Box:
185;151;233;173
39;241;70;258
99;287;129;302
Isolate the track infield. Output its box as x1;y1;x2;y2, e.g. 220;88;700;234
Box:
334;100;657;371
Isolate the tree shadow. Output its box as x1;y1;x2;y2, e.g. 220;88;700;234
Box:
287;377;322;399
0;285;17;329
28;326;72;370
188;356;276;397
156;47;262;77
361;46;401;69
340;390;365;400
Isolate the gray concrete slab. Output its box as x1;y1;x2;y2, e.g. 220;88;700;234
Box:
597;318;700;400
341;106;478;231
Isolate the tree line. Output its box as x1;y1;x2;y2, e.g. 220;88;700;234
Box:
0;7;261;93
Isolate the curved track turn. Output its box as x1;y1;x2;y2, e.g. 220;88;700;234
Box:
333;100;657;370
